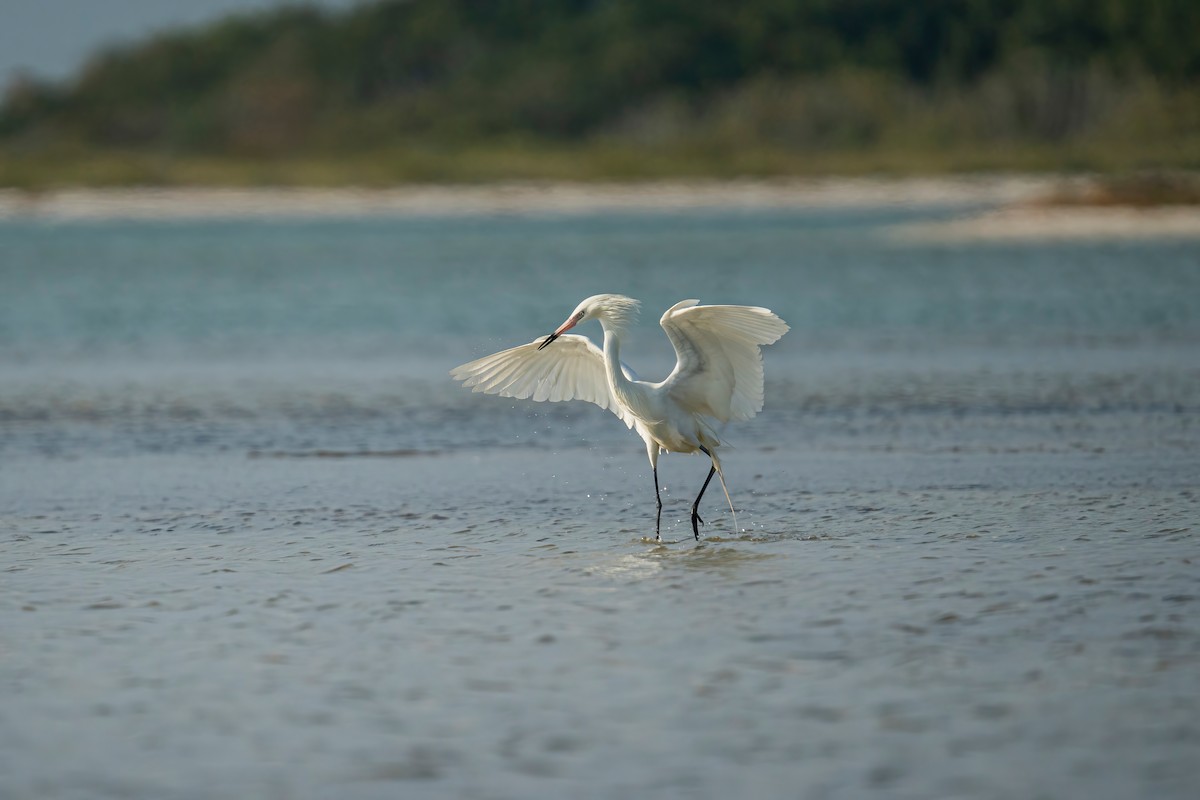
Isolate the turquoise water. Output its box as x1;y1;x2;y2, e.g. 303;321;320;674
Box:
1;209;1198;799
3;211;1197;359
2;211;1197;456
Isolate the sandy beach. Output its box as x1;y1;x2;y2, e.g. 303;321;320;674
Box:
895;204;1200;241
0;176;1050;219
4;176;1199;240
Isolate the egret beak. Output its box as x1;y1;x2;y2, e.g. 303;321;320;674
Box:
538;316;578;350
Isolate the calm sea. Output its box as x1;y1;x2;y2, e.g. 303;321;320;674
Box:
2;209;1197;457
1;208;1198;799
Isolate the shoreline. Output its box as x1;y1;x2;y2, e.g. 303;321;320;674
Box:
0;176;1049;220
894;204;1200;242
1;176;1198;239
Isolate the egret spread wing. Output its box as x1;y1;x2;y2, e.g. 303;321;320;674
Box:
450;334;636;429
659;299;789;423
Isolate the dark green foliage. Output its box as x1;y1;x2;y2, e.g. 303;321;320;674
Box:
1;0;1197;169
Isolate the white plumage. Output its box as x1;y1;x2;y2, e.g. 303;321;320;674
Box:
452;334;639;429
450;293;788;540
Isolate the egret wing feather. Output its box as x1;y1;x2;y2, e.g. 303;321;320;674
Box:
450;335;636;429
660;300;789;423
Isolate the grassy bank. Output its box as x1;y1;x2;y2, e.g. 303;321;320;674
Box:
4;138;1199;190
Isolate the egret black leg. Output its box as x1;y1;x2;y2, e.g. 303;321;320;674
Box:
653;466;663;541
691;448;718;541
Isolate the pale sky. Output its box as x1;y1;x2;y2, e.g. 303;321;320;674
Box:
0;0;369;85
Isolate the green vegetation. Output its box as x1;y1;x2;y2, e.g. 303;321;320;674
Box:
2;0;1199;186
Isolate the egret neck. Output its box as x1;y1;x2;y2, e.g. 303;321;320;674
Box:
600;321;647;419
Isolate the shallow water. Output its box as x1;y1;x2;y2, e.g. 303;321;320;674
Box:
1;208;1198;798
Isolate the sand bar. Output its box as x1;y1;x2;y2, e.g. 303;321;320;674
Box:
0;176;1053;220
896;204;1200;241
3;176;1198;239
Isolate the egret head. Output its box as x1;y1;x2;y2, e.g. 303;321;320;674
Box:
538;294;641;350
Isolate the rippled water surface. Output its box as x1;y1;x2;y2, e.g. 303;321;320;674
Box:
1;209;1198;799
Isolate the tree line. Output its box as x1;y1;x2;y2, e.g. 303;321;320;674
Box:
1;0;1197;174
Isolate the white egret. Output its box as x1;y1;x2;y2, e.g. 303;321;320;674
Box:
450;294;789;540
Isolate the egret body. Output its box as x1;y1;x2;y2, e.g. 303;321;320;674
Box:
450;294;788;540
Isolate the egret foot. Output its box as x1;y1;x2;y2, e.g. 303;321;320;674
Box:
690;508;705;540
